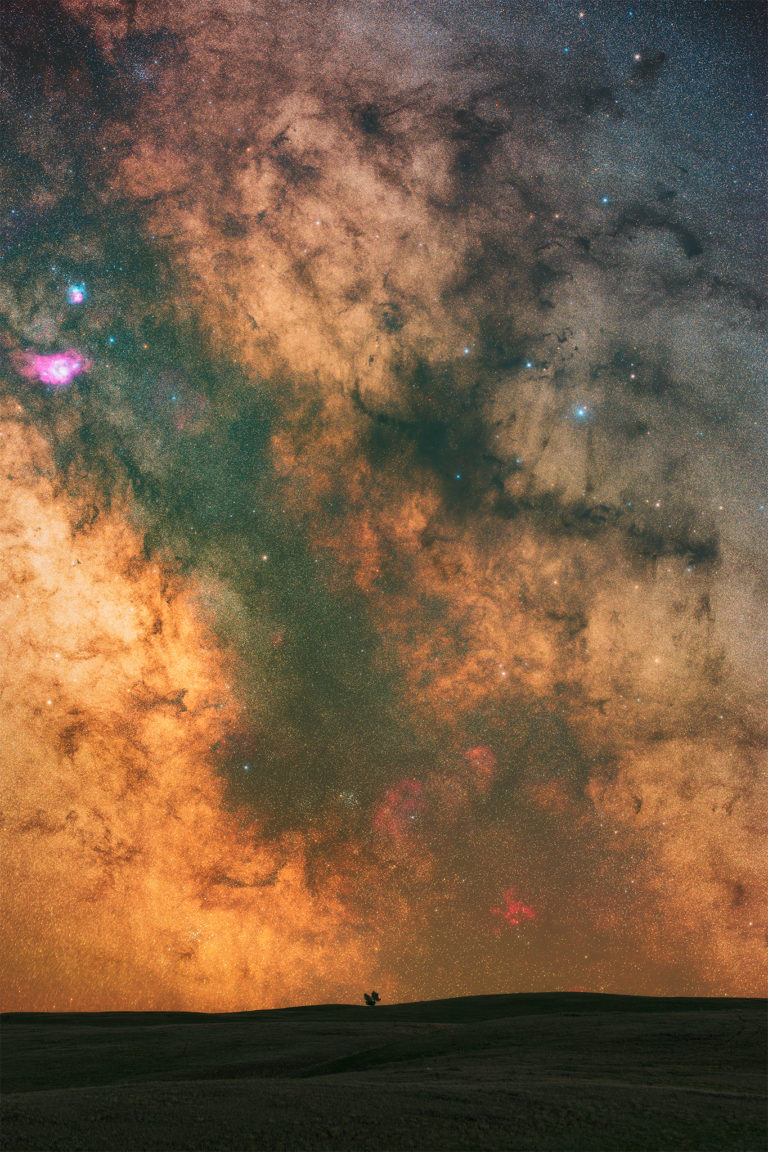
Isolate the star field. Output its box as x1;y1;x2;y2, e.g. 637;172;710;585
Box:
0;0;765;1011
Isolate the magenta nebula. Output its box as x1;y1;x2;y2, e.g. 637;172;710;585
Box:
492;889;536;927
25;349;89;387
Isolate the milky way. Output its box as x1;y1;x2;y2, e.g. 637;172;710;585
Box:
1;0;765;1010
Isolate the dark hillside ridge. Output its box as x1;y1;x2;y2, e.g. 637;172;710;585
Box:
5;988;764;1026
3;993;766;1151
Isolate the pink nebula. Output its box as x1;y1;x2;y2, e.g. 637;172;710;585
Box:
372;778;425;838
66;284;86;305
464;745;497;794
15;349;90;388
491;887;536;927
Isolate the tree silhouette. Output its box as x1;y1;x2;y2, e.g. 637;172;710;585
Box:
363;990;380;1006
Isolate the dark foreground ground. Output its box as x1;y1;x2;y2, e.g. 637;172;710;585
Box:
1;993;766;1151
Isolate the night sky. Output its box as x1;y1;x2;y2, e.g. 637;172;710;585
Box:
1;0;765;1011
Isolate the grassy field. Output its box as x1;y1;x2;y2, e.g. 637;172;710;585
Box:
2;993;765;1150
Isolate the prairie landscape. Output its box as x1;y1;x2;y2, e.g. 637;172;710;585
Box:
2;993;766;1151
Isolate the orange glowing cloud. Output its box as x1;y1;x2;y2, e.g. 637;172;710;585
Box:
0;403;379;1011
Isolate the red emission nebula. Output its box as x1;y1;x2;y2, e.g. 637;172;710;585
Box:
492;890;537;929
0;0;766;1011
